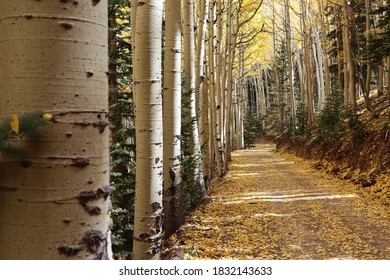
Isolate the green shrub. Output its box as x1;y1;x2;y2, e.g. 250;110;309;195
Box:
314;85;345;143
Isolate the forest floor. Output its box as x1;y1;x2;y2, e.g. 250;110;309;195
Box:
163;143;390;260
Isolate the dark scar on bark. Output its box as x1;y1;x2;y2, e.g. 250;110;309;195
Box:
151;202;161;212
71;157;90;167
82;230;105;254
57;245;81;256
74;120;90;127
93;119;108;133
59;22;74;29
84;205;101;215
20;160;32;168
77;185;111;203
77;185;111;215
0;185;18;192
86;71;94;78
139;233;150;240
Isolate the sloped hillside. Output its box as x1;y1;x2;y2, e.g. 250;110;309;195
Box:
275;96;389;206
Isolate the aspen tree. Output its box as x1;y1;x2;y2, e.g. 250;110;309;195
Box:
297;50;305;102
313;29;326;110
131;0;137;57
163;0;184;238
301;0;315;127
195;0;210;184
342;0;357;113
208;0;220;174
257;70;267;126
132;0;164;260
237;47;245;149
342;14;350;105
318;0;331;96
0;0;110;259
361;0;375;114
183;0;206;196
285;0;296;128
336;21;344;91
273;0;283;130
377;0;385;95
225;1;234;167
215;0;225;175
264;68;271;111
208;0;224;176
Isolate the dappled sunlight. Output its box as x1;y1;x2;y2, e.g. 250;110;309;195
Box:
230;161;295;168
217;192;358;205
172;144;390;260
197;212;298;225
233;172;273;177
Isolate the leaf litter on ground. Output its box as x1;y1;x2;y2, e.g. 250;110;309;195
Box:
163;144;390;260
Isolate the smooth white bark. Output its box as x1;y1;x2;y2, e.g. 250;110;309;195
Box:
0;0;110;259
133;0;164;260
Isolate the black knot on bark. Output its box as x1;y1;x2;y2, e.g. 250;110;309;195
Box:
71;157;90;167
57;245;81;256
20;160;33;168
59;21;74;30
82;230;105;254
151;202;162;212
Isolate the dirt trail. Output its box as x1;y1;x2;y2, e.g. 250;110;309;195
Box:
174;144;390;259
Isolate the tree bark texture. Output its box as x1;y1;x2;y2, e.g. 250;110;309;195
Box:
183;0;206;196
0;0;110;259
163;0;184;239
132;0;164;260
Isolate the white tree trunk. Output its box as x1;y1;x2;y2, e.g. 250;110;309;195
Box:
297;52;305;103
195;0;210;183
224;2;234;168
183;0;206;196
285;0;296;127
342;0;357;112
264;68;270;110
163;0;184;238
215;0;225;174
315;30;326;110
133;0;164;260
131;0;138;57
0;0;110;259
208;0;223;176
318;0;331;96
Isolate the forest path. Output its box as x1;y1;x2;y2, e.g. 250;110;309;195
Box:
176;144;390;259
